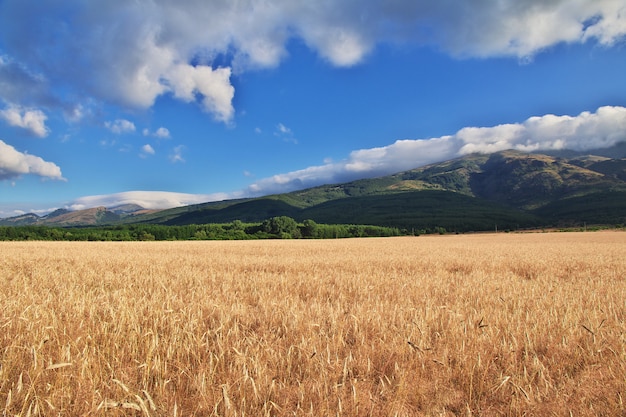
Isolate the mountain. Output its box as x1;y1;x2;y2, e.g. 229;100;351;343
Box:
132;150;626;231
0;204;154;227
0;213;41;226
467;151;617;209
3;150;626;231
45;208;72;218
109;204;146;215
38;206;119;226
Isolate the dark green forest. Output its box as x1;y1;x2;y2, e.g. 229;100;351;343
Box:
0;217;403;241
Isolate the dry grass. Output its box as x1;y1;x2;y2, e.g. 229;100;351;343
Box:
0;232;624;416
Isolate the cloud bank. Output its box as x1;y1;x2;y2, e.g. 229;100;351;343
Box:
0;139;64;180
1;0;624;123
245;106;626;196
67;191;233;211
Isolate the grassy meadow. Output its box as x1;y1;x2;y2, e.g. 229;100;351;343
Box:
1;232;624;416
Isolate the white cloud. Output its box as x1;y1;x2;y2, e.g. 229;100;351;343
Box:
581;0;626;46
2;1;624;124
457;106;626;154
140;144;155;158
274;122;297;144
276;123;291;135
67;190;232;211
167;64;235;122
143;126;171;139
244;106;626;196
299;26;370;66
379;0;626;59
0;105;49;137
154;127;170;139
105;119;136;134
0;139;65;180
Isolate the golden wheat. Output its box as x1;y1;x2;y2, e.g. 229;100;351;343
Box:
0;232;624;416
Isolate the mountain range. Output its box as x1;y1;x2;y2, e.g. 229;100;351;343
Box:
0;204;156;227
3;150;626;231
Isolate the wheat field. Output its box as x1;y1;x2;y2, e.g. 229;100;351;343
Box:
1;232;624;416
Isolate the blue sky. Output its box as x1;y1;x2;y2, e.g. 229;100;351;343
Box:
1;0;626;217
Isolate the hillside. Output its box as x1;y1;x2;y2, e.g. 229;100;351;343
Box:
3;150;626;231
136;150;626;231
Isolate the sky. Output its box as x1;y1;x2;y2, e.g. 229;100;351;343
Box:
1;0;626;217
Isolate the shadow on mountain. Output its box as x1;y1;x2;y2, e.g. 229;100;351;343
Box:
165;198;300;225
298;190;542;232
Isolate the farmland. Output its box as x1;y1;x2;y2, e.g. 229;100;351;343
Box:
1;232;625;416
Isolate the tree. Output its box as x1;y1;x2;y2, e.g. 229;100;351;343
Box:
229;220;245;231
262;216;300;238
301;219;318;238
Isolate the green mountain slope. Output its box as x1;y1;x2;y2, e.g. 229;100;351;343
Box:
136;150;626;230
533;190;626;226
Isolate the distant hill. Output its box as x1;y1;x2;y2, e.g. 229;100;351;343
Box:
3;149;626;231
42;206;120;226
0;204;155;227
0;213;41;226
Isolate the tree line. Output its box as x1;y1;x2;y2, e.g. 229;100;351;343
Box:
0;216;403;241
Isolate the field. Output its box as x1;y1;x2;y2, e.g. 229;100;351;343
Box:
1;232;624;416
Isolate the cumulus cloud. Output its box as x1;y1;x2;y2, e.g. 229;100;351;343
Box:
0;139;64;180
457;106;626;154
140;144;155;158
166;64;234;122
143;127;170;138
154;127;170;139
244;106;626;196
105;119;136;134
67;190;232;211
0;104;49;137
1;0;624;123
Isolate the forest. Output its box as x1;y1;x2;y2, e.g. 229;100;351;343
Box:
0;216;403;241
